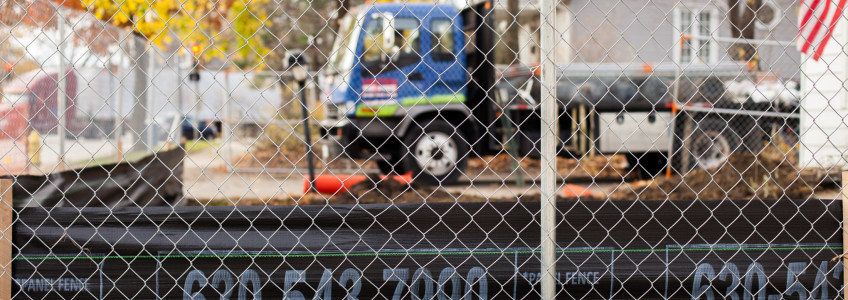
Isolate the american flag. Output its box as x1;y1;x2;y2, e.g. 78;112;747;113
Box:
798;0;848;60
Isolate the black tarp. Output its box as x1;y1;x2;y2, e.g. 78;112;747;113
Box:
12;199;842;299
4;148;183;207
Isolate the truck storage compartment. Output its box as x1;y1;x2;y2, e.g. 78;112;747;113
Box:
598;112;672;153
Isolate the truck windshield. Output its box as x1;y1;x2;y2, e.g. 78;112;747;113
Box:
2;93;27;105
361;15;421;75
328;13;360;75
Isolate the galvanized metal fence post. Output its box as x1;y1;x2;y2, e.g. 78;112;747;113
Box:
56;8;67;169
539;0;557;297
223;70;232;171
175;52;184;143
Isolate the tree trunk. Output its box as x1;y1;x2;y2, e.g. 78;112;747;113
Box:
727;0;760;62
330;0;350;34
505;0;520;63
728;0;759;39
338;0;350;21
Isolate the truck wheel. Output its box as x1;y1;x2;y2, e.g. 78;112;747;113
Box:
687;118;738;171
402;120;468;185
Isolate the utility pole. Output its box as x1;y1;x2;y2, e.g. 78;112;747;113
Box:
176;50;185;143
223;70;232;171
115;32;129;161
146;46;155;148
128;27;150;153
505;0;520;63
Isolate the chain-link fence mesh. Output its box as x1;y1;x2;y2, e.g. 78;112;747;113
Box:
1;0;846;298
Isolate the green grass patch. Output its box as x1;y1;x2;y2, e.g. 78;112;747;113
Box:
183;139;221;154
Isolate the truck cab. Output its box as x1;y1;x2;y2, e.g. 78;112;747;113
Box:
322;2;496;184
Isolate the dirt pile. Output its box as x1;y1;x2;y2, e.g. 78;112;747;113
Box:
466;154;629;179
609;151;810;201
466;154;516;172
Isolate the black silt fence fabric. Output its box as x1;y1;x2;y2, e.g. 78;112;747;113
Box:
11;199;842;299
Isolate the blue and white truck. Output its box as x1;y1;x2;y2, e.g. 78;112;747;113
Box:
319;1;800;185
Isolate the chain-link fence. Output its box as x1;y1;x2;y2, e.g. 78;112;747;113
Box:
1;0;846;298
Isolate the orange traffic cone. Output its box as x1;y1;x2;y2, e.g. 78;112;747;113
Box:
304;172;413;195
561;184;594;198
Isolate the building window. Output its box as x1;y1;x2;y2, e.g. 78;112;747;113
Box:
674;6;718;64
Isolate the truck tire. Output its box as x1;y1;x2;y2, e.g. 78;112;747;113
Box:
401;119;468;185
686;118;739;171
